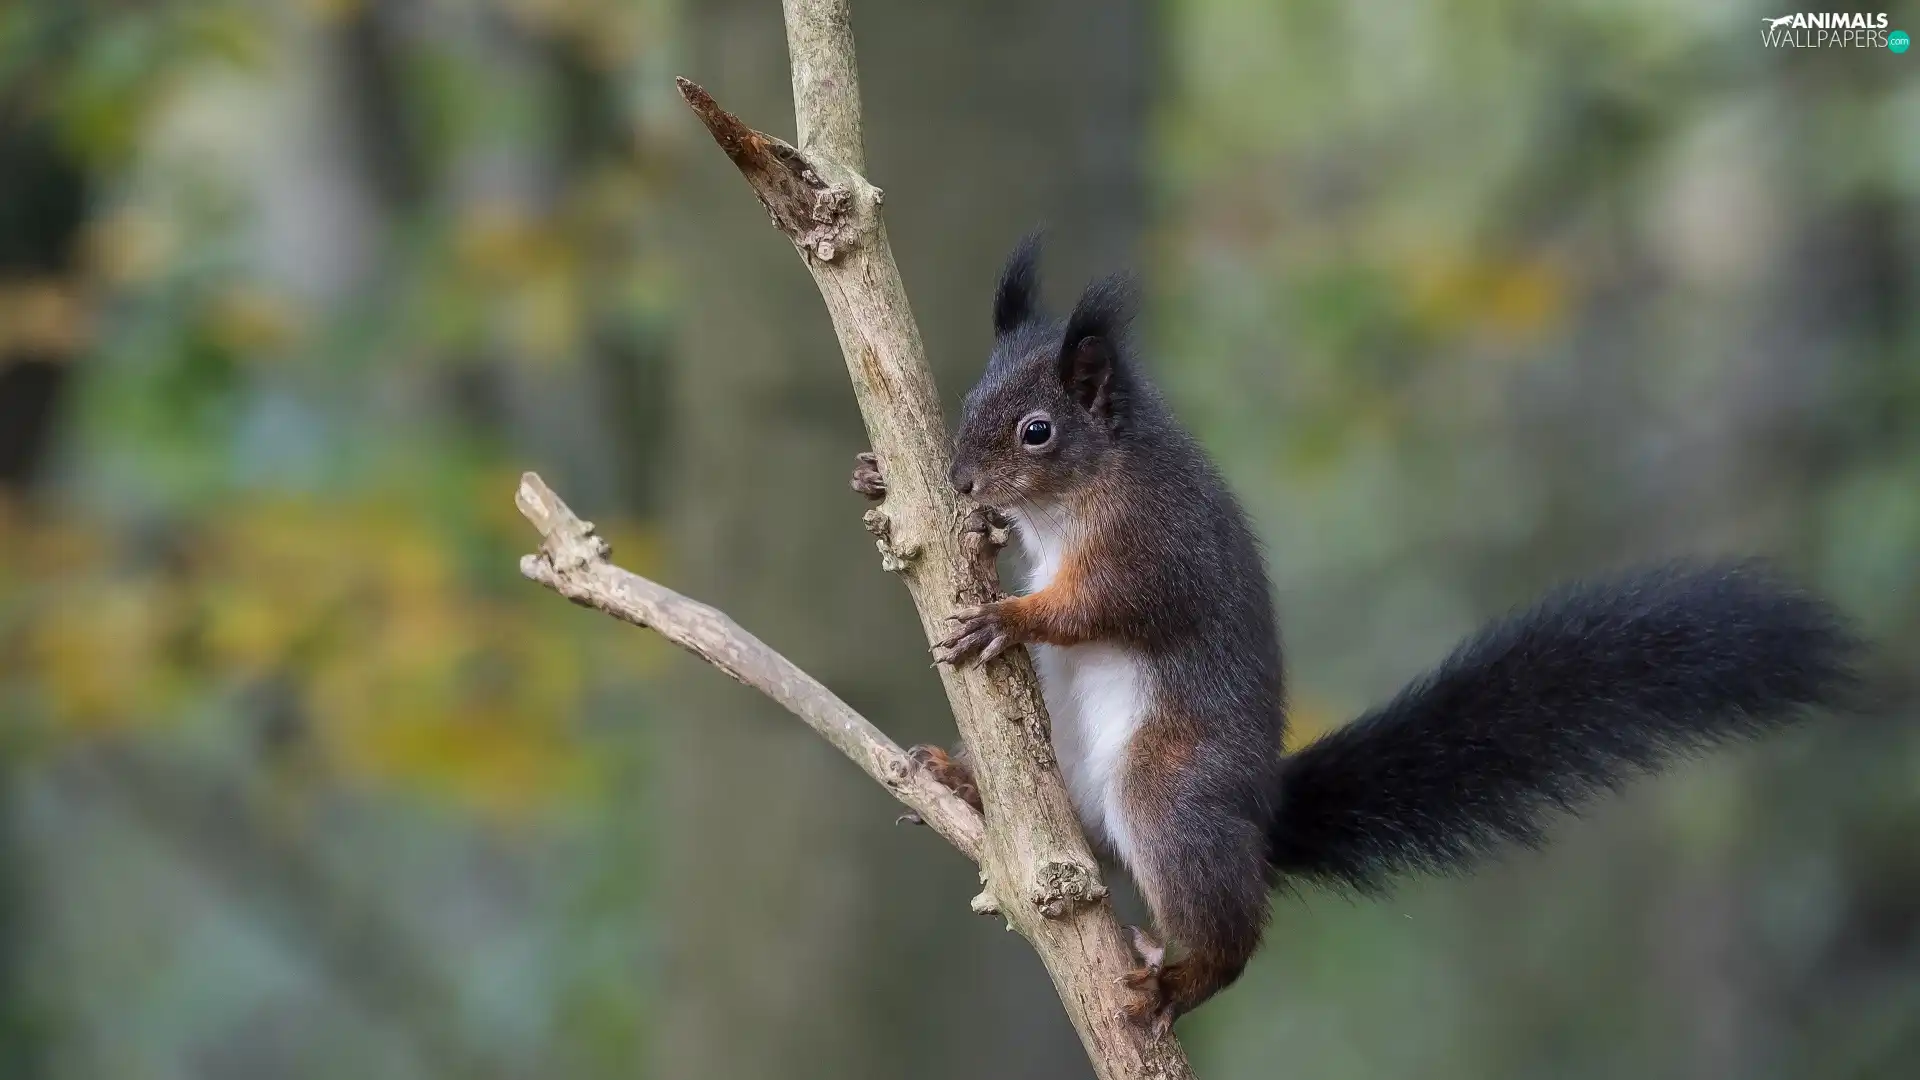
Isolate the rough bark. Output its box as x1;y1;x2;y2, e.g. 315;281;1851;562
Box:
516;1;1194;1075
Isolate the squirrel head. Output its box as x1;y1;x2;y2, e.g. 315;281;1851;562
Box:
949;235;1138;511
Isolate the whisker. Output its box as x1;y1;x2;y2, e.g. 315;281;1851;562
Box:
1009;491;1072;553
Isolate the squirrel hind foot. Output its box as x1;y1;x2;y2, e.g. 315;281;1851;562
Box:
1117;925;1174;1038
1116;964;1176;1041
907;744;982;812
1118;940;1245;1039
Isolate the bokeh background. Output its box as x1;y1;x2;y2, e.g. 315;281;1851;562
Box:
3;1;1919;1077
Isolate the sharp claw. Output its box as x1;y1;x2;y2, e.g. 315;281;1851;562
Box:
978;636;1010;663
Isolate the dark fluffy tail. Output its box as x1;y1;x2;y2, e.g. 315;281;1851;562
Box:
1269;562;1861;893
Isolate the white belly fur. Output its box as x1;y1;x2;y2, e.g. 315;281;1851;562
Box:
1007;504;1151;869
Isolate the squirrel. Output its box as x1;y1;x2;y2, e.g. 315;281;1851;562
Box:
849;235;1862;1036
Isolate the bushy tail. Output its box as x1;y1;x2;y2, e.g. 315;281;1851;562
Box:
1269;562;1861;893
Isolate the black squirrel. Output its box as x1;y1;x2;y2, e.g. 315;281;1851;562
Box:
850;235;1861;1036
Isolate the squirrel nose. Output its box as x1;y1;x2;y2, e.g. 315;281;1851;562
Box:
950;464;976;496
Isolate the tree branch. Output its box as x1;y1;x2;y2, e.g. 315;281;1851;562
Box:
516;472;985;863
648;3;1201;1075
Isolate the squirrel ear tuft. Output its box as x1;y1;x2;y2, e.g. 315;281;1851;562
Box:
993;232;1044;336
1058;273;1137;421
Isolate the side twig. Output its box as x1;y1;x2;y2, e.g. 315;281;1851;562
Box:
516;472;985;863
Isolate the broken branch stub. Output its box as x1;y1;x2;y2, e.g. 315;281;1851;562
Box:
675;77;874;263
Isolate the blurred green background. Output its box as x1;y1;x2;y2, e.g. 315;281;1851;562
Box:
3;1;1918;1077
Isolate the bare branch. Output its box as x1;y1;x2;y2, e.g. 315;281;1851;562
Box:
781;0;864;170
664;3;1200;1074
515;472;985;863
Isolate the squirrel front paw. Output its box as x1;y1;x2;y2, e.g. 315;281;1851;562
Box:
932;601;1016;666
850;451;887;499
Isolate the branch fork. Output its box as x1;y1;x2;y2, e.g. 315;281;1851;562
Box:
518;5;1199;1075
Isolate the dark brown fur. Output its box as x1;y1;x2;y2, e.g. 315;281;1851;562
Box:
925;242;1285;1032
869;236;1860;1038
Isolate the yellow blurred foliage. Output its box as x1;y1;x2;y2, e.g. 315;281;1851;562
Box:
31;580;185;732
84;210;179;286
456;201;586;363
1;489;663;818
206;286;302;357
1407;251;1570;343
0;278;93;356
456;202;557;277
499;0;659;69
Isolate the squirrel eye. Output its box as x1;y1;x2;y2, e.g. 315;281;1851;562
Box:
1020;416;1053;448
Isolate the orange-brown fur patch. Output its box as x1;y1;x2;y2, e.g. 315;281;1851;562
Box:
996;552;1099;645
996;481;1140;646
